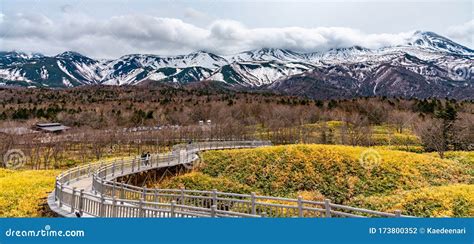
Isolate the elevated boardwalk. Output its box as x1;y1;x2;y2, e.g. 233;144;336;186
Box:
48;141;410;218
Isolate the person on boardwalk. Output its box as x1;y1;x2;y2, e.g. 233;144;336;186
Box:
145;152;151;166
141;152;147;166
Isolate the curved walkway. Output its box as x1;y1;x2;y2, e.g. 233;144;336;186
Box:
48;141;410;218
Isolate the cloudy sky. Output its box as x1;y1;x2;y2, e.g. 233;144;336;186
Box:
0;0;472;58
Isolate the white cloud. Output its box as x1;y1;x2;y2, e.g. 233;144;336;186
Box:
0;13;418;58
446;20;474;48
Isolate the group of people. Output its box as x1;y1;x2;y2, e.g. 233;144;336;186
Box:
141;152;151;166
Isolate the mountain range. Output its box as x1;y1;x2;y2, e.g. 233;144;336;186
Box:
0;31;473;99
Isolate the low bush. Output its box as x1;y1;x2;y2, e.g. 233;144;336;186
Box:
350;184;474;217
0;169;60;217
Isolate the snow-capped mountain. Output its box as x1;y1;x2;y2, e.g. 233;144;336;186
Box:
0;31;472;99
98;51;225;85
407;31;473;56
228;48;306;63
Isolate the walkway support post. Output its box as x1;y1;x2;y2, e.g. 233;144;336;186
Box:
394;210;401;217
324;199;331;218
251;192;256;215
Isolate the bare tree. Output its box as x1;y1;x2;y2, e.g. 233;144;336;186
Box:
415;118;447;158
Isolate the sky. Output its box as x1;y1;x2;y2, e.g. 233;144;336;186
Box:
0;0;472;58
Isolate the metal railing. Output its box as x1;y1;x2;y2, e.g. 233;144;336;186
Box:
50;140;410;218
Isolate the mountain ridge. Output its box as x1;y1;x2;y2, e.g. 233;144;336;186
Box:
0;31;472;99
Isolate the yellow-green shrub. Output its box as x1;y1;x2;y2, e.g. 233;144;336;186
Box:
0;169;60;217
198;145;471;203
350;184;474;217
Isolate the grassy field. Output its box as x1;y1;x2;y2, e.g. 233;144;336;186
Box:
159;145;473;217
2;141;472;217
0;169;60;217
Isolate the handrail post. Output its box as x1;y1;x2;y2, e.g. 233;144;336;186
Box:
142;187;147;201
112;180;116;198
54;179;58;201
170;200;176;217
211;205;217;217
70;187;77;213
394;210;401;217
180;187;185;204
132;159;135;172
139;198;144;217
99;194;105;217
297;196;303;217
324;199;331;218
120;183;125;204
121;159;124;175
78;189;84;216
112;162;115;177
112;197;118;217
251;192;256;215
58;183;63;207
212;189;217;206
100;178;105;195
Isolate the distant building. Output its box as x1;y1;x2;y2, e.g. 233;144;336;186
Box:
35;123;70;133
